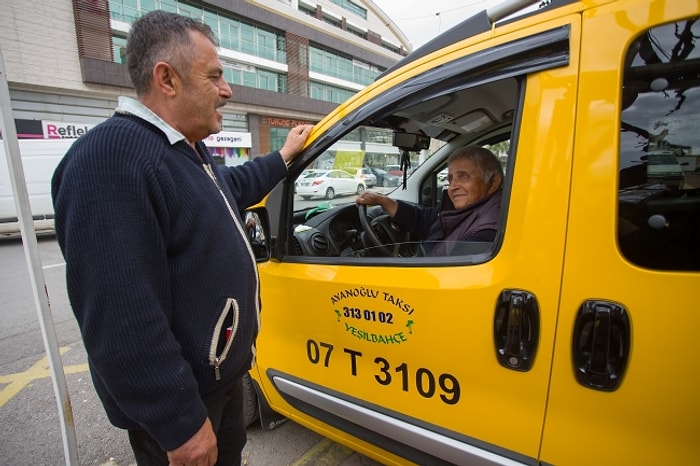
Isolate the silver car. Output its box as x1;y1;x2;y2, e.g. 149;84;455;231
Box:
344;167;377;187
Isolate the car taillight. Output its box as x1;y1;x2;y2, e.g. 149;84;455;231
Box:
312;180;323;186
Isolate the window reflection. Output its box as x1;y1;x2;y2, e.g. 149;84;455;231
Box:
618;18;700;271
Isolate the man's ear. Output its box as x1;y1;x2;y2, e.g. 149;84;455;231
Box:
152;61;179;97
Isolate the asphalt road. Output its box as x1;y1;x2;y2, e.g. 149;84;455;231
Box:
0;234;379;466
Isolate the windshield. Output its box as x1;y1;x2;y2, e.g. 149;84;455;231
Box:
647;154;678;165
294;127;446;210
287;73;520;260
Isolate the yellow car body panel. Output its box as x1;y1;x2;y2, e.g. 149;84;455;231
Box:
249;0;700;464
541;0;700;464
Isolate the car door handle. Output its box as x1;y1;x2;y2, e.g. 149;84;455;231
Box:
573;300;631;391
494;290;540;371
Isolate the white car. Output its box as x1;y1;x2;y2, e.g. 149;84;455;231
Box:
344;167;377;187
646;152;684;188
296;169;365;200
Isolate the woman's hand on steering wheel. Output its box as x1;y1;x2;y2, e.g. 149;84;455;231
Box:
357;204;408;256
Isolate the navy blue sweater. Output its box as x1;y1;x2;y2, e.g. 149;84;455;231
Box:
52;113;288;450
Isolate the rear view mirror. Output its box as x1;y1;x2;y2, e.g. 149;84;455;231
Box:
392;131;430;151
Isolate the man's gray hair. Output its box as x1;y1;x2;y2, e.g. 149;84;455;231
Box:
447;146;504;185
126;10;219;96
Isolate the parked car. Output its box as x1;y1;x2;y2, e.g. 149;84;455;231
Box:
0;138;77;235
385;164;415;177
300;169;325;178
343;167;377;187
385;164;403;176
370;167;401;187
646;151;685;188
295;169;365;200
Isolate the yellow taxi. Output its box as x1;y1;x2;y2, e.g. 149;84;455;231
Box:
244;0;700;464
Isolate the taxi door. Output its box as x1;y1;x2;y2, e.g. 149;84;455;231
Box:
253;10;583;466
541;1;700;464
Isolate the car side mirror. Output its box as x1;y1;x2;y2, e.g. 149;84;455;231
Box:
244;207;271;262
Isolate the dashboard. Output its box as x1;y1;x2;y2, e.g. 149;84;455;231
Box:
290;203;387;257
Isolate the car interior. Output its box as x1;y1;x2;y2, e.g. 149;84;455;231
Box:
286;77;518;260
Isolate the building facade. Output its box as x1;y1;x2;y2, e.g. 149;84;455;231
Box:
0;0;410;164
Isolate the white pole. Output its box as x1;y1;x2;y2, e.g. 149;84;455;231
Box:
0;48;79;465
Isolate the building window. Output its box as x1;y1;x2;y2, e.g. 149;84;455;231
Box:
108;0;286;64
381;41;401;55
310;81;356;104
329;0;367;20
112;36;127;64
223;65;285;93
298;3;315;18
322;15;342;28
347;27;367;40
110;0;140;22
270;127;290;152
310;47;383;86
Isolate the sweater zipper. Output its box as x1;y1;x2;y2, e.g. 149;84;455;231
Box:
210;298;238;381
202;163;261;379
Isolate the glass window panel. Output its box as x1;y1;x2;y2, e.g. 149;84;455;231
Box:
177;3;200;18
112;36;127;64
240;24;255;54
203;12;219;33
231;70;242;86
242;70;257;87
270;128;290;152
618;17;700;271
259;74;269;91
141;0;156;11
259;32;276;60
159;1;178;13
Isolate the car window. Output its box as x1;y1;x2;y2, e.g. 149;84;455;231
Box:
617;17;700;271
290;76;520;261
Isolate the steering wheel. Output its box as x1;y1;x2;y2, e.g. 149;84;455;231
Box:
357;204;409;256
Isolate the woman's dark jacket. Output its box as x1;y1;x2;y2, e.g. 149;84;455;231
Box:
391;189;502;256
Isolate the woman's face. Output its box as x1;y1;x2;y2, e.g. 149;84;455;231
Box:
446;157;500;210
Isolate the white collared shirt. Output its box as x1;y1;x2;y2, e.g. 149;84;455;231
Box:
116;96;186;146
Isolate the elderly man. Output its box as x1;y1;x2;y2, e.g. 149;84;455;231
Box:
356;146;503;256
52;10;312;466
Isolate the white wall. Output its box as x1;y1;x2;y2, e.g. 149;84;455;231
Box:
0;0;90;93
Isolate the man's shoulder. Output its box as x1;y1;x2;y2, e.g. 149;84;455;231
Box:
60;114;172;178
69;114;166;155
84;113;163;141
